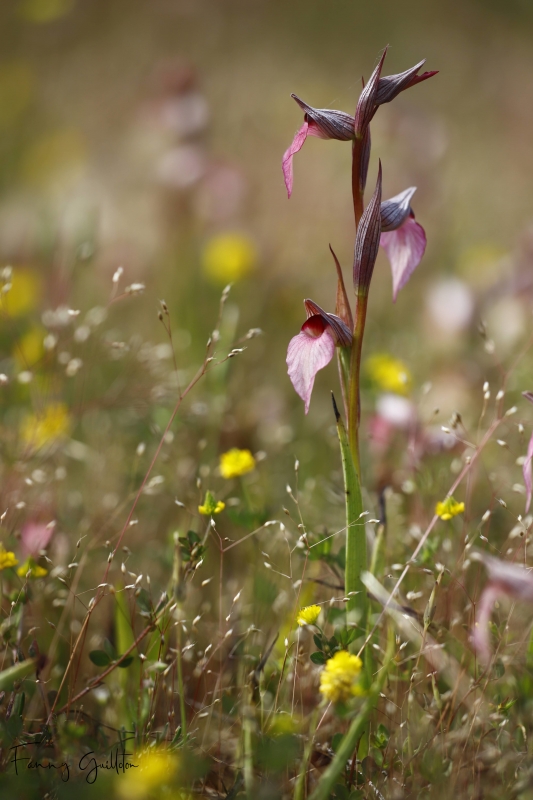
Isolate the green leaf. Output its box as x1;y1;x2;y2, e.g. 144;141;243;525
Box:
313;634;324;651
89;650;111;667
333;784;350;800
135;588;152;615
13;691;25;718
103;639;117;660
0;659;35;691
310;651;327;665
116;655;134;668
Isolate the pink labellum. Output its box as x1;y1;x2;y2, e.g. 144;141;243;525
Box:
471;584;500;665
21;522;54;557
471;551;533;662
380;215;426;301
287;316;336;414
282;120;326;198
524;429;533;513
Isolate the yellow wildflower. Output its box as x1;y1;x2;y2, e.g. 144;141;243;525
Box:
17;557;47;579
14;326;46;368
198;491;225;516
319;650;363;704
297;604;322;627
202;233;257;284
0;545;19;571
21;403;70;450
220;448;256;479
21;129;86;188
0;61;34;129
1;268;41;317
19;0;74;24
117;748;179;799
366;353;411;395
435;496;465;521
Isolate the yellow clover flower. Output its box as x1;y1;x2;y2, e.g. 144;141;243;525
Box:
0;545;18;571
319;650;363;704
297;604;322;627
21;403;70;450
366;353;411;395
219;448;256;479
202;233;257;284
117;748;179;800
435;496;465;521
198;491;225;516
17;557;47;579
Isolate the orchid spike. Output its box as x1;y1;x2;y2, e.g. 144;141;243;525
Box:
287;299;352;413
282;96;355;198
379;187;427;301
471;551;533;663
375;59;438;105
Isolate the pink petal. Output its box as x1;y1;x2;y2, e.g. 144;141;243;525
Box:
380;216;426;302
524;430;533;513
282;122;308;199
21;522;54;557
286;318;335;413
471;584;499;664
282;121;326;199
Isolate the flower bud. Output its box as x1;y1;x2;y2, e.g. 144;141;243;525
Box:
376;59;438;106
353;163;382;296
354;49;387;137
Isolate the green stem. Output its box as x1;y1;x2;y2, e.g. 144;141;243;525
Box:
339;291;369;633
243;695;254;798
293;709;319;800
176;625;187;741
332;395;365;623
308;629;394;800
347;293;368;470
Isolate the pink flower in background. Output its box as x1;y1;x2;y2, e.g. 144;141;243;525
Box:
21;522;54;558
287;299;352;413
379;187;427;301
471;551;533;664
523;431;533;513
523;392;533;513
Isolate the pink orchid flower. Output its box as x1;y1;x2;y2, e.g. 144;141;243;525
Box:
287;299;352;413
380;187;427;301
282;96;355;198
471;551;533;664
21;521;55;557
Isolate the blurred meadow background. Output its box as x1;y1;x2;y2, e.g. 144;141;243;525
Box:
2;0;533;797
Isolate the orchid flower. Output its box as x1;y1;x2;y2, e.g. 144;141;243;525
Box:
471;551;533;664
283;57;437;198
380;187;427;301
287;299;352;413
282;96;355;198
